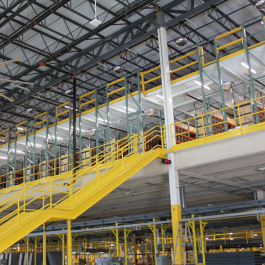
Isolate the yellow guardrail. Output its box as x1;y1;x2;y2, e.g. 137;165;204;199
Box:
170;95;265;151
0;125;165;190
140;50;199;94
0;125;165;231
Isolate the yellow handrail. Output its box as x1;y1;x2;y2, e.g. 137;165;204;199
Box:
0;125;165;236
170;95;265;148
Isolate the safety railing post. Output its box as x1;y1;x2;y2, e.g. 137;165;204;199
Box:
116;141;119;160
202;116;206;140
122;147;124;170
17;195;20;226
24;182;26;213
238;105;243;135
42;186;44;209
50;176;52;207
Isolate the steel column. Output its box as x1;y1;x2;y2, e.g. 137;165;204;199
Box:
124;227;132;265
67;219;72;265
73;75;77;175
156;11;182;264
43;223;46;265
45;111;49;178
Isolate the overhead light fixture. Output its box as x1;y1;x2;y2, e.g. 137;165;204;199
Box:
16;150;25;154
206;203;214;206
194;80;211;90
123;106;136;112
206;238;209;240
17;127;24;131
230;239;234;241
90;0;102;27
66;89;74;96
222;81;234;91
0;156;7;160
241;62;249;69
0;79;34;85
90;19;102;27
156;94;164;99
204;85;211;90
64;106;78;111
230;233;233;235
194;80;202;85
144;108;157;117
255;0;265;10
113;65;124;74
241;62;256;74
87;129;96;136
0;58;19;66
175;37;188;47
27;108;35;114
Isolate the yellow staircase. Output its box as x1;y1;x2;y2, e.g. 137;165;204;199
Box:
0;127;165;252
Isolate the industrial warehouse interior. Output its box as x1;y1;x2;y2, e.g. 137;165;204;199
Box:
1;0;265;264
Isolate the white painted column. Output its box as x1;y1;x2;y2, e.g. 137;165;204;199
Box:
156;11;182;263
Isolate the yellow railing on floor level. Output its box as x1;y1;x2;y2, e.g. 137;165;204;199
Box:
1;17;265;148
170;95;265;150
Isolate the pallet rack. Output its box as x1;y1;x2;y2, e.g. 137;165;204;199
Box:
175;124;196;144
144;133;162;151
210;114;236;134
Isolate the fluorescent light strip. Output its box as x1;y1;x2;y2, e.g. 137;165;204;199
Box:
71;127;86;133
156;94;164;99
194;80;202;85
97;117;111;123
204;85;211;90
64;106;78;111
48;136;63;141
37;135;63;141
194;80;211;90
241;62;256;74
123;106;136;112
